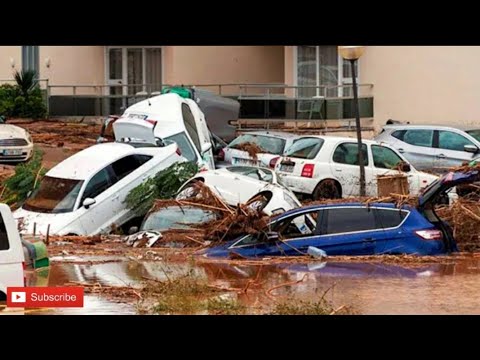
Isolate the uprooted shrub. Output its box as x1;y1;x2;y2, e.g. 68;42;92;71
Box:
125;161;199;216
0;70;47;119
1;149;46;206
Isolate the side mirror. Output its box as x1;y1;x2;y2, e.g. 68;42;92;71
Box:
464;144;478;154
83;198;96;209
128;226;139;235
266;231;280;243
399;162;411;172
201;142;212;154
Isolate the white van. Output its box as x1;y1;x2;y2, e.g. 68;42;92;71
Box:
120;93;215;170
14;120;185;236
0;204;25;301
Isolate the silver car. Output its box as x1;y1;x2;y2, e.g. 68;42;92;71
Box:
374;124;480;172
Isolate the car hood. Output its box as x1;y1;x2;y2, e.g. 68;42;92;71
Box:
0;124;29;139
13;207;79;236
418;169;480;208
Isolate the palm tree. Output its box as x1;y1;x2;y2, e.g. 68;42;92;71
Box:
13;69;38;98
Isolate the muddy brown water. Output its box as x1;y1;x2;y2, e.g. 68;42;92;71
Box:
11;254;480;315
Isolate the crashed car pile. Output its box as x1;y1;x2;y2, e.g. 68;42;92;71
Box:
8;88;480;259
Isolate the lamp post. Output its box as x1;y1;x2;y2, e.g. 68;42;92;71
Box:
338;46;366;196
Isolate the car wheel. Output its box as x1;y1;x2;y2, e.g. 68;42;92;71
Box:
313;180;341;200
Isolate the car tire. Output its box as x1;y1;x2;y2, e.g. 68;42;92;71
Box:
312;180;341;200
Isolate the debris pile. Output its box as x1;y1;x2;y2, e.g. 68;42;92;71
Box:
231;142;266;159
436;199;480;251
128;182;270;248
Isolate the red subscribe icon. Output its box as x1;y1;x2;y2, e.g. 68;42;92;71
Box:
7;287;84;308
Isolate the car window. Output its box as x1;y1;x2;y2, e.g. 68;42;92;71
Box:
438;130;474;152
225;166;274;183
332;143;368;166
376;209;408;228
229;134;286;155
284;137;324;159
323;207;376;235
403;130;434;147
371;145;404;169
0;213;9;251
391;130;405;141
466;129;480;143
182;104;201;153
110;155;152;182
141;206;217;231
81;167;114;202
166;132;198;163
276;211;318;239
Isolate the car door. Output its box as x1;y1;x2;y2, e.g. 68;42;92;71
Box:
393;129;436;171
107;154;154;227
373;208;409;254
330;142;374;197
434;130;478;171
369;144;415;196
228;210;319;257
182;102;215;169
311;207;384;255
78;166;117;235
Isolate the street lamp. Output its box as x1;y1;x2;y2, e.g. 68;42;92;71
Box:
338;46;366;196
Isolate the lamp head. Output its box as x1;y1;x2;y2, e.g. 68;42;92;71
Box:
338;46;365;60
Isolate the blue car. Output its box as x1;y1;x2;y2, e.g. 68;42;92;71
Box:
205;169;480;258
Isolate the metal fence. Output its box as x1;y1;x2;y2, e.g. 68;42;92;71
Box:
1;80;374;119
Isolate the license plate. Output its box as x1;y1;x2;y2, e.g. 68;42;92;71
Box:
233;157;259;166
279;164;294;172
3;149;22;156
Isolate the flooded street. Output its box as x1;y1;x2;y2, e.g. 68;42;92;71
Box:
22;254;480;315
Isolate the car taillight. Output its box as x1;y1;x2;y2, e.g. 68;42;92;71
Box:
176;147;182;156
146;119;157;126
415;229;443;240
269;156;280;169
301;164;315;178
218;148;225;161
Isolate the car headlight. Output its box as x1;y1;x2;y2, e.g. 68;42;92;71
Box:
26;133;33;144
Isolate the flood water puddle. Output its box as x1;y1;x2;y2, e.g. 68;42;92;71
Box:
22;255;480;314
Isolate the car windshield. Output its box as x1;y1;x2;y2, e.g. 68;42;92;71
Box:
141;206;217;231
285;137;324;159
23;176;84;213
466;129;480;143
229;134;286;155
225;166;274;183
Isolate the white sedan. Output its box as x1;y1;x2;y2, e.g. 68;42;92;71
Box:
14;119;185;236
274;136;439;200
176;166;302;216
0;122;33;162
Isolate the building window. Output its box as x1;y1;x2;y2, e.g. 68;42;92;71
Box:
296;46;358;98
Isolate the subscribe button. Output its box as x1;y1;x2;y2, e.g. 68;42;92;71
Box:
7;287;84;308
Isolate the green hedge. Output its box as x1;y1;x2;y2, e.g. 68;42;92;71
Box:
0;84;47;119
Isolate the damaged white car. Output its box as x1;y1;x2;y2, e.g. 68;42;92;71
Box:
14;119;185;236
176;165;302;216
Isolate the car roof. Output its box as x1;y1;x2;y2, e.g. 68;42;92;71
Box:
274;202;413;220
46;142;138;180
383;124;480;132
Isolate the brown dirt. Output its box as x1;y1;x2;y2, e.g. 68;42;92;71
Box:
9;119;101;151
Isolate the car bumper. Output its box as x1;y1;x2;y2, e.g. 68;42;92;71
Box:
277;173;317;194
0;143;33;162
